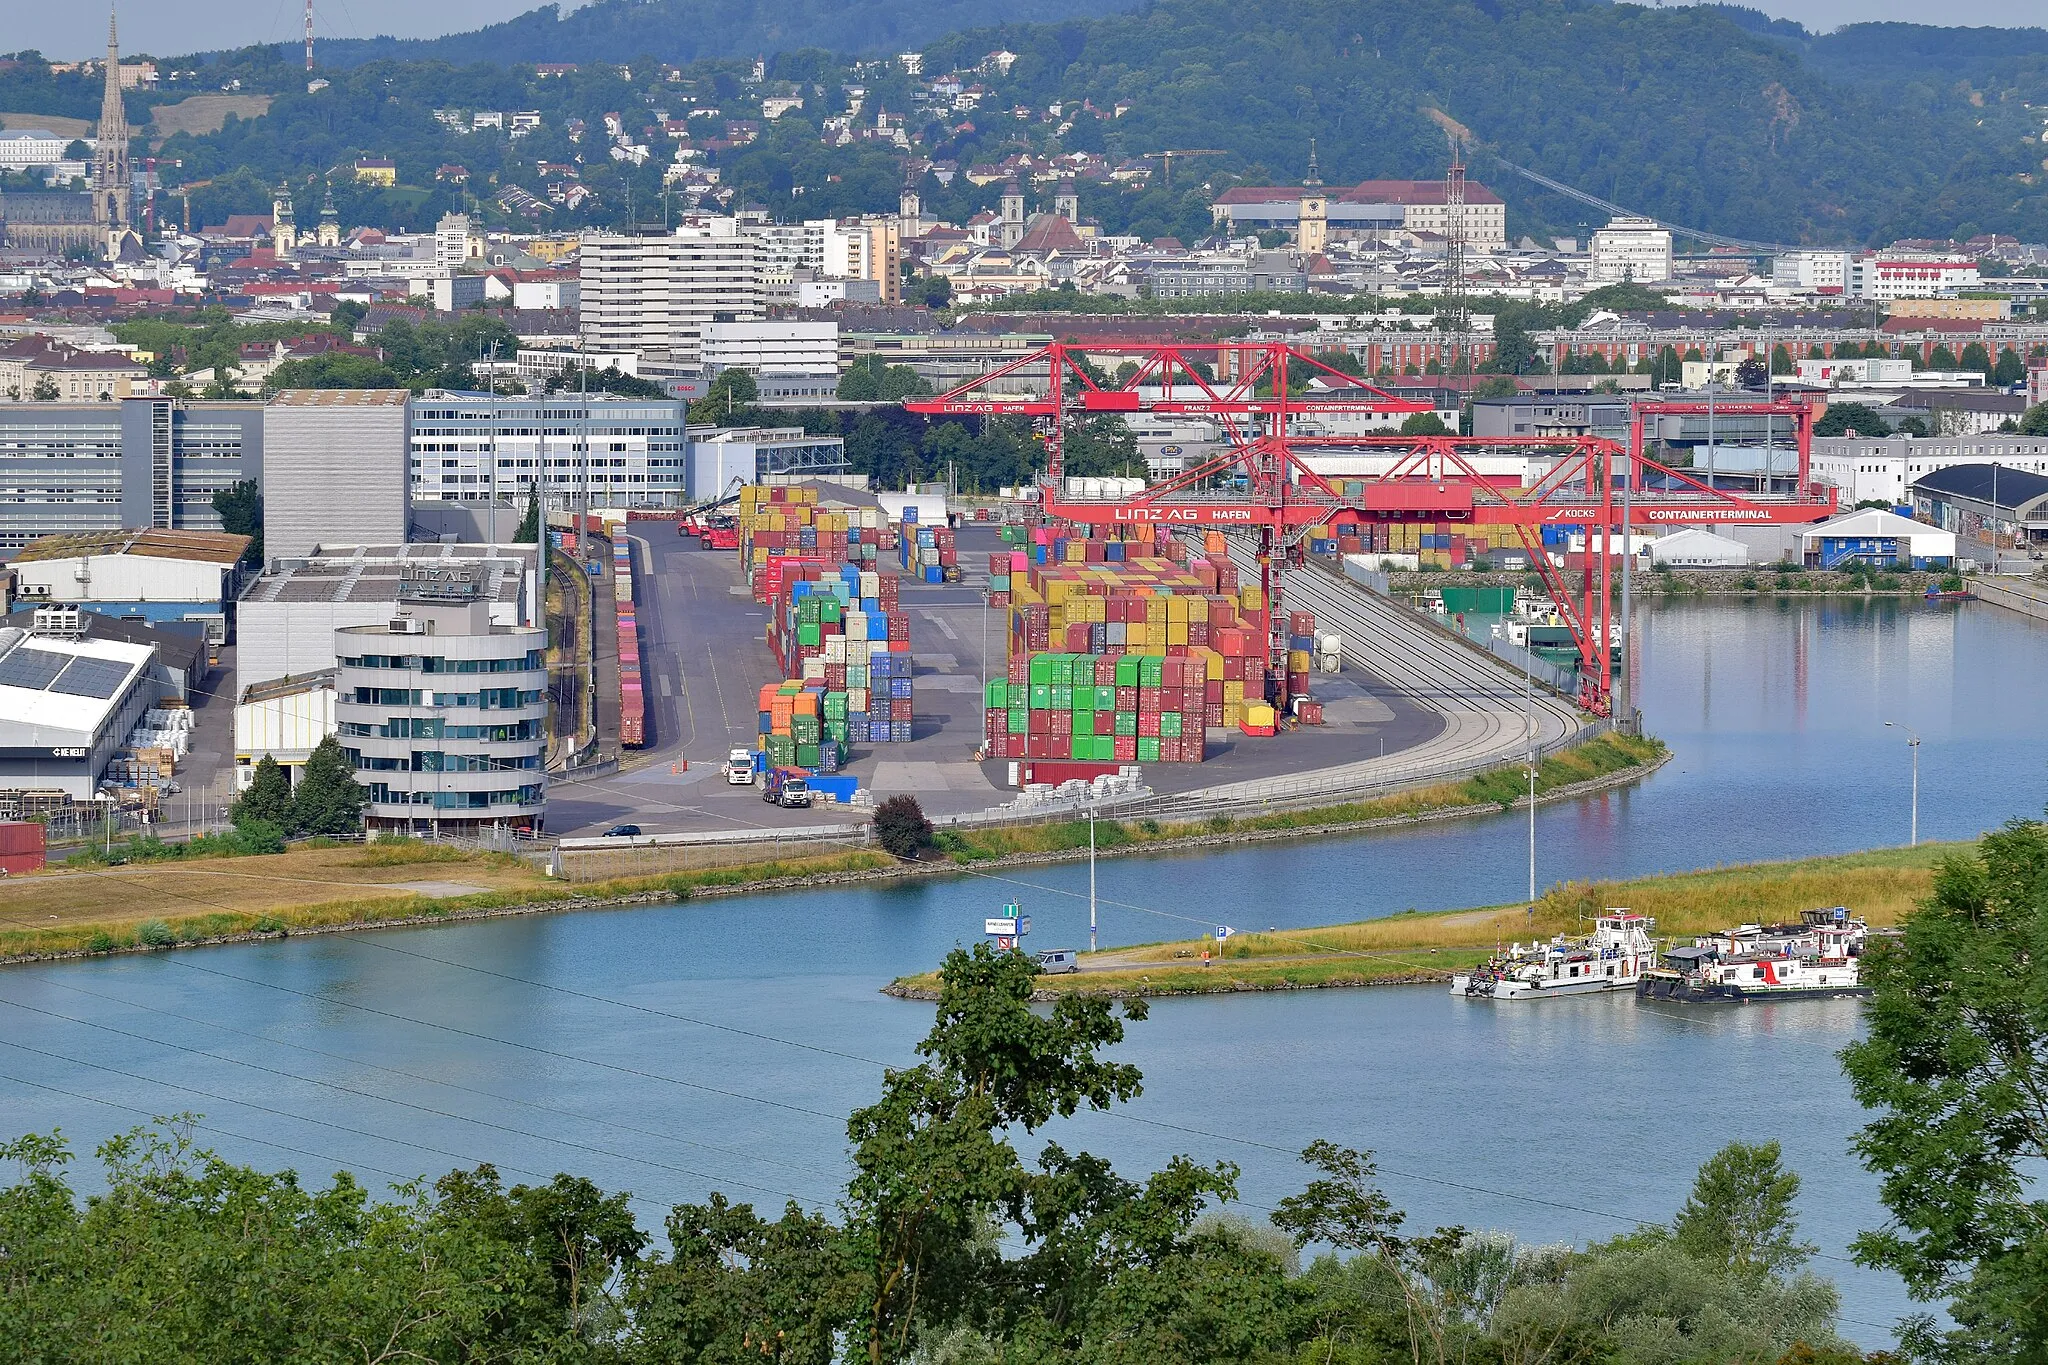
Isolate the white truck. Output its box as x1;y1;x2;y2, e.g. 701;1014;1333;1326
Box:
724;748;757;785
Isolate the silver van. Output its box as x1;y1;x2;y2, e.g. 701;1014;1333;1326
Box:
1036;949;1079;974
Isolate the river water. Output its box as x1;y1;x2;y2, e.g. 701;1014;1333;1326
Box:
5;596;2045;1344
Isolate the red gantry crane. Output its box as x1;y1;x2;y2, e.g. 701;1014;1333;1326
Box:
906;341;1836;714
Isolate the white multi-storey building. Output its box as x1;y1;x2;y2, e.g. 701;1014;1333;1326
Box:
578;221;766;362
700;321;840;375
409;395;692;507
334;569;548;836
1848;253;1982;300
1588;216;1673;284
1771;250;1851;293
1811;433;2048;506
0;128;69;171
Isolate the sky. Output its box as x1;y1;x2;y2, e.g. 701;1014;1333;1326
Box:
10;0;2046;59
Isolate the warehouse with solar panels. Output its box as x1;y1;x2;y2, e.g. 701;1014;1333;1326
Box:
0;627;159;798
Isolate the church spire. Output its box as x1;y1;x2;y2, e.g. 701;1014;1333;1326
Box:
94;7;131;238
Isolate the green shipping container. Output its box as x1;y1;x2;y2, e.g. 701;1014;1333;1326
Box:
1029;684;1052;710
797;623;821;647
1050;685;1073;709
796;743;820;769
848;666;868;689
1160;711;1182;738
767;736;796;762
1115;656;1140;687
1094;684;1116;711
986;679;1008;708
823;694;847;717
826;720;849;742
1072;709;1095;737
1114;711;1138;736
1029;655;1054;686
1136;737;1160;763
1139;656;1164;687
821;598;842;623
1008;706;1028;734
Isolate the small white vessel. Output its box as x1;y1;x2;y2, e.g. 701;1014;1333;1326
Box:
1451;911;1659;1001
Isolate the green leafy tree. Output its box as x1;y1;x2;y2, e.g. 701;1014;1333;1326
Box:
1813;402;1891;437
2020;402;2048;436
1399;412;1450;436
1671;1140;1816;1280
211;477;264;565
265;353;403;391
1734;355;1769;389
1929;343;1960;371
293;735;368;836
1992;348;2027;387
515;484;541;543
873;794;934;858
230;755;294;830
1772;344;1795;375
1844;819;2048;1360
1960;341;1993;378
29;374;58;401
1894;415;1929;437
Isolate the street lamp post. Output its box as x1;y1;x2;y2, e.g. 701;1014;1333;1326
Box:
1885;721;1921;847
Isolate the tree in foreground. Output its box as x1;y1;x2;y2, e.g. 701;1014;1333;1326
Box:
872;793;934;858
230;754;294;830
293;735;368;835
1844;818;2048;1359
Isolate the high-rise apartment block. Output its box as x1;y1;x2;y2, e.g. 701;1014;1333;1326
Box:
578;221;766;362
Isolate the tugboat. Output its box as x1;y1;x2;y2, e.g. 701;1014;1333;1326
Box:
1636;907;1872;1003
1451;910;1659;1001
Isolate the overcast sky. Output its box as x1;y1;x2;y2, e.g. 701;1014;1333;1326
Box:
15;0;2046;59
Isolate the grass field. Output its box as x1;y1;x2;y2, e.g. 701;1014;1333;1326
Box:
0;112;92;137
889;841;1962;999
0;840;893;961
145;94;272;138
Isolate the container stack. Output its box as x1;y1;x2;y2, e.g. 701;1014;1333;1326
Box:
756;681;847;774
614;535;644;748
984;653;1209;763
898;508;956;583
763;563;913;753
737;485;897;601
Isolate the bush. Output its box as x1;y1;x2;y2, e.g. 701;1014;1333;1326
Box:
86;931;117;953
873;795;935;858
136;919;175;948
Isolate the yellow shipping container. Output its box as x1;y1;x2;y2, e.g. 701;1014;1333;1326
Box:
1166;621;1188;646
1239;585;1265;610
1244;703;1277;728
1287;649;1311;672
1222;680;1245;702
1126;622;1149;646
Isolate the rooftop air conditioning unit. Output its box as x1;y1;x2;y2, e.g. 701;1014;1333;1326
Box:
389;617;427;635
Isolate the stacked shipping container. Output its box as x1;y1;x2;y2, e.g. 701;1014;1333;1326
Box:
898;508;956;583
738;485;897;600
615;534;645;748
762;563;914;759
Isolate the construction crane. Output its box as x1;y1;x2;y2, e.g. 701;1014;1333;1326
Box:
1142;150;1228;188
906;341;1834;715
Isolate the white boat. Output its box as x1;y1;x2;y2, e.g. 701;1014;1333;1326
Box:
1637;907;1873;1003
1451;911;1659;1001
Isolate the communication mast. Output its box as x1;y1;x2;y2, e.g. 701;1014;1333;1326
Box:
1441;148;1470;371
304;0;315;72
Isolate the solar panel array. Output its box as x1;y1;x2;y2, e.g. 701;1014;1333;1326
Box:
0;646;69;691
49;657;131;699
0;645;133;699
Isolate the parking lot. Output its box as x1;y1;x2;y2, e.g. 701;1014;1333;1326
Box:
545;521;1442;838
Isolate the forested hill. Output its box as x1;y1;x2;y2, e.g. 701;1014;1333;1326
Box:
306;0;1143;67
918;0;2048;244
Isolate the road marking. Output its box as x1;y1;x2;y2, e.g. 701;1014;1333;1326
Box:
660;673;673;698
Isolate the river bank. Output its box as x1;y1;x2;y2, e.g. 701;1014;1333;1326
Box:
884;841;1957;1002
1388;567;1972;596
0;735;1664;965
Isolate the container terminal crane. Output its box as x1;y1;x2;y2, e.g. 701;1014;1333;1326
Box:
906;340;1834;715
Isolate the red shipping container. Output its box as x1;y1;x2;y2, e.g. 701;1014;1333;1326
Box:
1137;687;1162;713
986;708;1006;738
1113;735;1137;761
1052;710;1072;735
1008;657;1029;685
0;820;46;874
1030;709;1054;733
1206;703;1224;726
1027;733;1051;758
1095;657;1117;685
889;639;910;653
1049;735;1071;760
1094;710;1115;736
893;699;914;721
1205;679;1224;702
1138;713;1161;737
1115;686;1137;709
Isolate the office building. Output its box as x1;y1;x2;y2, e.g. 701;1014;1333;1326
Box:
409;393;692;508
233;671;337;790
1813;433;2048;506
1588;216;1673;284
238;542;537;688
333;568;548;835
689;427;851;502
1771;251;1851;292
0;398;263;554
263;389;411;560
701;321;840;374
578;222;766;362
0;623;159;800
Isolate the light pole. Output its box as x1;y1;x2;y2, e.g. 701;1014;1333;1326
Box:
1885;721;1920;847
1087;802;1098;954
1525;659;1536;906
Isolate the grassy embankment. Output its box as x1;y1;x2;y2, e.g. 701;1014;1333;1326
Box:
888;841;1959;999
0;733;1664;963
0;839;894;962
930;731;1665;862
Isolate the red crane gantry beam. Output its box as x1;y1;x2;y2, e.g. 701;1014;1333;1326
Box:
905;342;1836;715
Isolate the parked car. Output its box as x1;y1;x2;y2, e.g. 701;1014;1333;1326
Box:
601;824;642;838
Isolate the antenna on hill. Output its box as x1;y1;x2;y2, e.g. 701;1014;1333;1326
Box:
1442;136;1470;371
304;0;315;72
